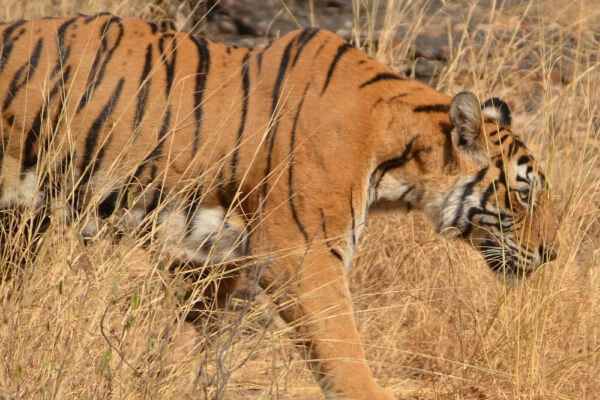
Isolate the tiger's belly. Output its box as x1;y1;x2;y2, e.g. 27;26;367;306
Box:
0;157;247;266
154;205;248;265
79;203;248;265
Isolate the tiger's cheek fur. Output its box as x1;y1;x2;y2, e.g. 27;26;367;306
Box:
512;192;556;264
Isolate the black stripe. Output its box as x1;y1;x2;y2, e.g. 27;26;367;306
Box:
319;208;344;263
314;39;328;58
371;98;384;110
58;152;73;177
517;155;532;165
148;22;158;34
372;136;419;196
133;108;172;181
492;133;511;145
330;248;344;262
469;205;510;223
349;189;356;247
183;185;204;236
132;44;153;137
516;175;529;184
79;78;125;185
256;51;263;73
480;181;497;209
190;36;210;155
321;42;352;95
450;167;488;229
439;121;454;166
84;12;112;24
398;185;414;200
143;166;162;219
507;138;524;157
291;28;319;67
358;72;404;88
288;83;311;243
494;159;511;207
262;36;296;200
216;169;229;209
146;109;172;164
77;16;123;113
0;20;26;73
387;93;408;102
127;109;169;207
462;207;511;237
487;128;500;137
269;37;295;134
50;16;79;79
22;65;72;173
158;33;177;98
229;52;250;194
413;104;449;113
3;37;43;110
0;137;6;194
49;63;71;151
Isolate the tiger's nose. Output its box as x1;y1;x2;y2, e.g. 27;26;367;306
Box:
539;245;557;262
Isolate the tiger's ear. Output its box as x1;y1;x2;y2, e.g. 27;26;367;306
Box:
482;97;511;127
449;91;484;151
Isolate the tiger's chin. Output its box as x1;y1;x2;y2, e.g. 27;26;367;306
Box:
483;253;532;282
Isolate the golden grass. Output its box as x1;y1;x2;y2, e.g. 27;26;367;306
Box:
1;1;599;399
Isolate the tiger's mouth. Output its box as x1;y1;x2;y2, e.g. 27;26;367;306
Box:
477;239;536;278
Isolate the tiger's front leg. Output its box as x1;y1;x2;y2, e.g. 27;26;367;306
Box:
250;226;394;399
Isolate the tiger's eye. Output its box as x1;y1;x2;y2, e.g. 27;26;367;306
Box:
517;187;530;204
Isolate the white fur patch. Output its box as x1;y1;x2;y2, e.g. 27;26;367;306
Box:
0;171;44;208
158;205;246;265
376;175;416;203
189;207;226;241
437;175;480;236
482;105;502;121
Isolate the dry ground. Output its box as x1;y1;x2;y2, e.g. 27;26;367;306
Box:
1;1;599;399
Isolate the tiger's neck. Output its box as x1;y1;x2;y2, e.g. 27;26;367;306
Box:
369;169;483;238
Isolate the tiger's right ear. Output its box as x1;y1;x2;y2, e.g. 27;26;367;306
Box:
449;91;484;152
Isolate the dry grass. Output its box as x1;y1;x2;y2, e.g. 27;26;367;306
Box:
1;0;599;399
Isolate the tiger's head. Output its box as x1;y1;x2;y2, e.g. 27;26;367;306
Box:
375;90;557;277
437;92;557;276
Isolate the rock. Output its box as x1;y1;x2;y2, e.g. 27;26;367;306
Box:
414;59;442;81
325;0;344;7
414;33;448;60
233;16;264;36
336;29;352;41
218;18;237;34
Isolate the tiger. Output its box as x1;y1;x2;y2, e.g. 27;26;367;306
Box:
0;14;557;399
